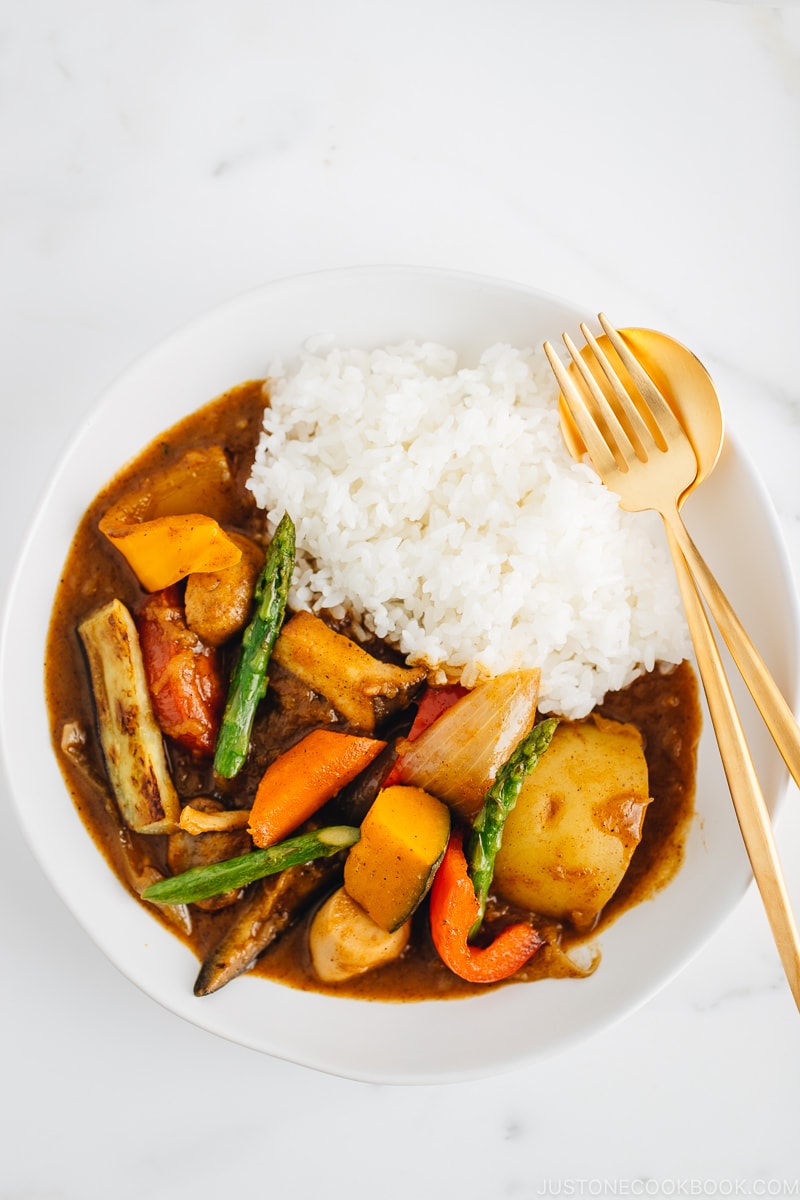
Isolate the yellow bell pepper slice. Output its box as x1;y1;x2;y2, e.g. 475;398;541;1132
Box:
102;514;242;592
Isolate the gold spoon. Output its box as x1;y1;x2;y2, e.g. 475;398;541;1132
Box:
560;326;724;495
560;326;800;794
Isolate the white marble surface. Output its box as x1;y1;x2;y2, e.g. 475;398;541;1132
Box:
2;0;800;1195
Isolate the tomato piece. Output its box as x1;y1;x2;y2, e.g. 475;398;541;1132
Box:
136;586;224;756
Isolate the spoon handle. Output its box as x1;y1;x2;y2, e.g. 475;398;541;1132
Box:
664;527;800;1010
664;512;800;793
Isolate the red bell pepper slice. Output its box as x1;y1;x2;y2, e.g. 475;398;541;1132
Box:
429;829;542;984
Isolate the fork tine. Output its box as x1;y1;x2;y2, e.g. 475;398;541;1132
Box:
597;313;685;445
578;322;656;458
542;340;620;479
561;330;639;466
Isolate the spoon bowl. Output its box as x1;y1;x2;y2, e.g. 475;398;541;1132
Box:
559;325;724;495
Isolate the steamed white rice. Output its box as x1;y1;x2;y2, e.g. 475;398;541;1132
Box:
247;338;689;720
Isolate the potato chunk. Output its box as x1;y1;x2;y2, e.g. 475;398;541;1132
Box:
492;715;651;930
309;887;411;983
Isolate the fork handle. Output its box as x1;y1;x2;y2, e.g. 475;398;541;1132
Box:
664;509;800;793
665;528;800;1009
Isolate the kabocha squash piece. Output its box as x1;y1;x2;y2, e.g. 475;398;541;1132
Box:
78;599;180;834
309;886;411;983
343;785;451;932
492;715;652;930
272;610;426;733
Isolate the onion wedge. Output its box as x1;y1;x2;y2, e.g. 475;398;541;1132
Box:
390;670;541;819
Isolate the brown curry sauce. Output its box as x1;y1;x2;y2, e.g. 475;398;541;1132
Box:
44;382;701;1002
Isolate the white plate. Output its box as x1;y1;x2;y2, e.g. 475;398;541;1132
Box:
2;266;798;1084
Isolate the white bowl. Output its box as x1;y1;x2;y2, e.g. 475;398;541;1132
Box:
2;266;797;1084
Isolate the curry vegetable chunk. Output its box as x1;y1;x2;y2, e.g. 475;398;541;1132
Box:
309;886;412;983
273;610;426;734
184;531;265;647
492;715;651;929
343;785;451;932
78;599;181;834
97;445;245;592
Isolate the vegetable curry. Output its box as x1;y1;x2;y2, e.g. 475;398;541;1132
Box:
45;381;701;1002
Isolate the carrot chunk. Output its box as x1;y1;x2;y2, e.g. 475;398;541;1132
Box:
248;729;386;848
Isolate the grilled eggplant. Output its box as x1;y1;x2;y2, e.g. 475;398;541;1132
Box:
194;856;342;995
78;598;180;834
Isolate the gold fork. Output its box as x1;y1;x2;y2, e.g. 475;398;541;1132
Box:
544;316;800;1009
548;315;800;796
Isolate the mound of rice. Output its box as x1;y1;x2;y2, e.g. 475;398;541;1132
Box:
247;339;689;719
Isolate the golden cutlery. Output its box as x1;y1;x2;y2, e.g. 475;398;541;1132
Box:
556;317;800;795
543;316;800;1009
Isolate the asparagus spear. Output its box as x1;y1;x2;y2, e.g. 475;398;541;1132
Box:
141;824;359;906
466;717;558;934
213;512;295;779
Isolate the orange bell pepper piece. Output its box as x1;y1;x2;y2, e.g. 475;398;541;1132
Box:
98;445;244;591
429;830;542;984
101;513;242;592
